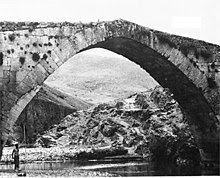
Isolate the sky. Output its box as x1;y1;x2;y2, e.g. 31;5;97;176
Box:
0;0;219;45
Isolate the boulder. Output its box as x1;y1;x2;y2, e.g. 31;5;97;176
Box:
35;135;57;148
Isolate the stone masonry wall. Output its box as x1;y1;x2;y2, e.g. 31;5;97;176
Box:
0;19;219;160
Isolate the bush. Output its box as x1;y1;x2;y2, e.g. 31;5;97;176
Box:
200;49;212;59
42;54;48;60
157;34;177;49
179;45;189;57
32;53;40;62
8;33;16;41
33;42;37;47
19;57;25;65
207;77;217;88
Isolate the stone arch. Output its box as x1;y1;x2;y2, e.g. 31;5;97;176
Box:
0;19;219;160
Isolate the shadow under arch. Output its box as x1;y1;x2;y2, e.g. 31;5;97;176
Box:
79;37;219;155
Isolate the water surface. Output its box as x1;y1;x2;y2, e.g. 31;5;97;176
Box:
0;158;219;176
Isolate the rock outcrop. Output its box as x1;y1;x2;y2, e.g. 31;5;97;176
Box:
36;86;200;166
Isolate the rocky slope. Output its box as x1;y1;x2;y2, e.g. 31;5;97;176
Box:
36;86;200;166
9;84;92;145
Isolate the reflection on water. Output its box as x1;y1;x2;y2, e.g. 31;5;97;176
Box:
0;159;219;176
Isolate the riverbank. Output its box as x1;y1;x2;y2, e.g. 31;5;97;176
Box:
1;145;131;164
1;146;75;164
0;146;129;177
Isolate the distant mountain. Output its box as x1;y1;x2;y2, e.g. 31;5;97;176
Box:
45;48;158;104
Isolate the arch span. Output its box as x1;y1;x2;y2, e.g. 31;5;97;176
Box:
0;20;219;161
83;37;219;155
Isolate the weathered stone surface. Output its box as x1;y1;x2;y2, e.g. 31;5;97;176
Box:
0;19;219;161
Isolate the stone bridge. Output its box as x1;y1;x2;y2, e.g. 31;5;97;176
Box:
0;19;219;161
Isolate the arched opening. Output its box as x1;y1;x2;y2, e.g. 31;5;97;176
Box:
45;48;159;104
0;35;219;162
12;47;160;145
79;37;219;156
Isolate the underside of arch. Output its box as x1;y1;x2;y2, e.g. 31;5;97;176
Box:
81;37;219;152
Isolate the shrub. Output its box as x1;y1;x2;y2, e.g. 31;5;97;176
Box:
32;53;40;62
207;77;217;88
33;42;37;47
200;49;212;59
8;33;16;42
28;28;33;33
179;45;189;57
30;22;39;27
157;34;177;49
19;57;25;65
42;54;48;60
48;42;53;46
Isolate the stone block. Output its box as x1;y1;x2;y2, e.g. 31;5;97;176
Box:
53;38;76;62
16;81;32;95
33;66;47;85
16;69;29;82
36;63;49;77
70;32;88;51
46;57;58;71
51;50;62;65
39;59;54;74
61;26;73;36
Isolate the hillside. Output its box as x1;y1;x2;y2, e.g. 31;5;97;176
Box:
36;84;92;110
11;84;92;144
45;48;158;104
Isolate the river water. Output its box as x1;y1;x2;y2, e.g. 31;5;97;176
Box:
0;158;219;177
